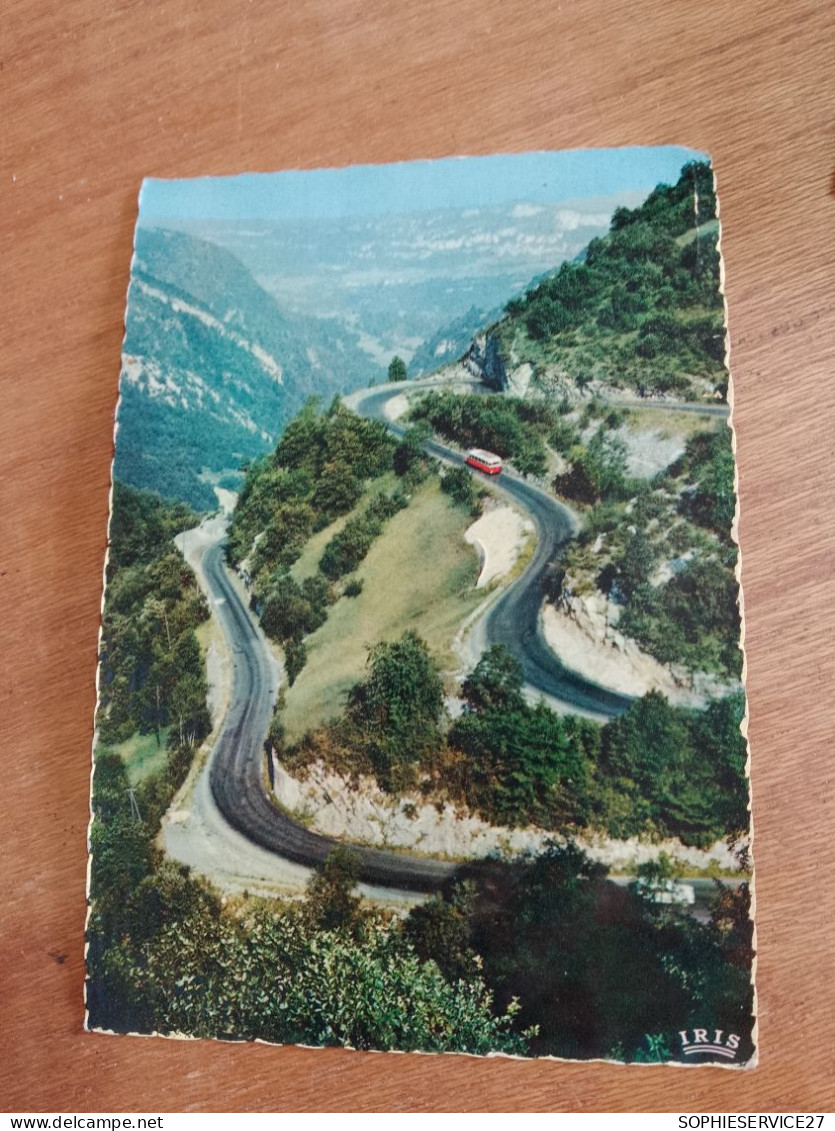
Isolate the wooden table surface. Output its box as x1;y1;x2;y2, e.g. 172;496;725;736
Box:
2;0;834;1113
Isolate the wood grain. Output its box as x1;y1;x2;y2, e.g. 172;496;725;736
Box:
2;0;833;1112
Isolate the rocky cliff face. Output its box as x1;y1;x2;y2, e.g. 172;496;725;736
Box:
463;332;509;390
541;590;741;708
272;758;738;872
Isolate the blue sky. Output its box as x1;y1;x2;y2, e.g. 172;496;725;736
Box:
139;146;709;222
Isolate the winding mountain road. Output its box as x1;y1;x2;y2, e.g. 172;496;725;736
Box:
350;383;634;717
202;539;457;891
194;378;729;896
199;369;628;895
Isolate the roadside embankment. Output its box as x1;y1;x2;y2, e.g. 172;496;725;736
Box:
541;595;736;707
273;758;740;875
464;504;535;588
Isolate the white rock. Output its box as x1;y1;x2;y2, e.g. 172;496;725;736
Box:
272;759;740;873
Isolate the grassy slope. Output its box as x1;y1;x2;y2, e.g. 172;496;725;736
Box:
281;478;482;742
289;472;401;583
622;408;722;440
103;729;170;786
195;617;215;654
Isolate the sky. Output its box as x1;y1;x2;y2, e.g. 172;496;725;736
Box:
139;146;709;223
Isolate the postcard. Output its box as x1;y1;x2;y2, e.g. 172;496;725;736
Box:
87;147;755;1064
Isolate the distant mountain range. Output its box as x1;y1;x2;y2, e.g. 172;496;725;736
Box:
174;196;632;368
115;190;643;508
115;228;383;508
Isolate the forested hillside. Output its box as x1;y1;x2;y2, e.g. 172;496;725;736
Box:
96;483;211;749
115;228;381;509
471;161;725;400
284;631;747;848
226;398;480;697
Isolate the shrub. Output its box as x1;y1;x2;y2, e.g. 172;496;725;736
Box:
285;639;308;685
440;466;482;514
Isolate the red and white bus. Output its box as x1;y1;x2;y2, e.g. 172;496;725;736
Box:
465;448;503;475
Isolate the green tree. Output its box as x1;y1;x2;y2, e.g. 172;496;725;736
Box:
597;690;747;845
404;882;480;982
554;430;628;504
440;466;483;515
260;573;326;643
451;701;589;827
602;691;688;785
393;421;432;480
452;655;591;828
306;847;364;932
310;463;363;527
514;434;549;478
583;430;628;499
387;355;408;383
347;631;444;788
614;529;658;600
461;645;525;714
284;638;308;685
250;502;315;574
679;431;736;536
354;631;443;736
